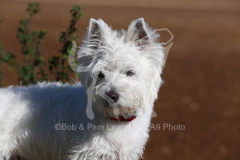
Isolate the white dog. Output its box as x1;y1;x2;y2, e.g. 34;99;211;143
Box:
0;18;167;160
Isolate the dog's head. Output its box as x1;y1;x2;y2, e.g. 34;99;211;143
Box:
78;18;166;121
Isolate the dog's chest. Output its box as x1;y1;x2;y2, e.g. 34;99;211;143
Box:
76;124;148;160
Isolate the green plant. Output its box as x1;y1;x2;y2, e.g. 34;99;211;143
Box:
49;5;83;82
17;2;48;85
0;19;18;86
0;3;83;86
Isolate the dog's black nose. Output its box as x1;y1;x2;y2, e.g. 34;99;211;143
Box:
105;90;119;102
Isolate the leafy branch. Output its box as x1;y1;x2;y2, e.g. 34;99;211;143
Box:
0;3;83;86
49;5;84;82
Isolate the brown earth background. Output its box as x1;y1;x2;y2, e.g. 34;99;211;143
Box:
0;0;240;159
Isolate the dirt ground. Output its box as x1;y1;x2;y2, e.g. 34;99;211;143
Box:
0;0;240;160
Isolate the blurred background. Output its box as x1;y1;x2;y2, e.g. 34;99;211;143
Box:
0;0;240;159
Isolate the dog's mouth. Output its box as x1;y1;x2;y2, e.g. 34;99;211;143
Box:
94;97;138;122
108;115;137;122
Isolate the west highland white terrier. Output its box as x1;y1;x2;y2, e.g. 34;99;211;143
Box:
0;18;167;160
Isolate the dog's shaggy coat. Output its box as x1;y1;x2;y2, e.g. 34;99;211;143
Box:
0;18;166;160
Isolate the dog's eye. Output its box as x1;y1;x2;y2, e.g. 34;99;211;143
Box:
98;71;105;79
126;70;135;76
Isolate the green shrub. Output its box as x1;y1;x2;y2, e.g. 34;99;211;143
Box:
0;3;84;86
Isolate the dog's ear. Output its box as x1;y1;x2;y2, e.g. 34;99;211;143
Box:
127;18;150;49
87;18;102;50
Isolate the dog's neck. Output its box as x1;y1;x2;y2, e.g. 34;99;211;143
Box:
109;115;137;122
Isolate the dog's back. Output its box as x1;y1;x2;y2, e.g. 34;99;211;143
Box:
0;82;87;159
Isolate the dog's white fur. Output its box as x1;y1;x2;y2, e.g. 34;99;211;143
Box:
0;18;166;160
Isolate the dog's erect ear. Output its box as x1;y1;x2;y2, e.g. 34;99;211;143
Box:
87;18;102;50
127;18;150;48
